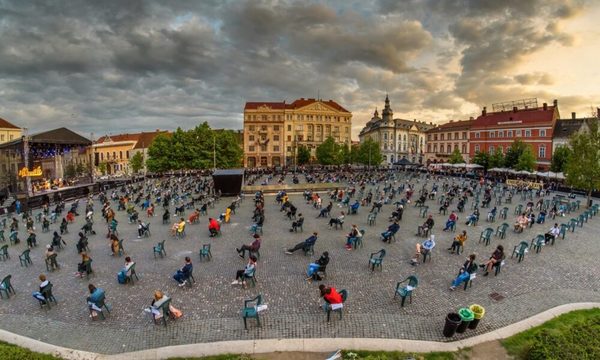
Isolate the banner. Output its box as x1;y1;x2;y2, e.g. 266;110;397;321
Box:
506;179;543;189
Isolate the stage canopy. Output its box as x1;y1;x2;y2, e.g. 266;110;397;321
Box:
212;169;244;196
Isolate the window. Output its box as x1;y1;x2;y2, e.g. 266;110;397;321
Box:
440;134;444;140
446;144;451;153
287;146;292;152
384;133;388;140
9;135;13;140
475;132;480;139
287;125;292;131
112;151;116;159
277;115;281;121
316;125;322;133
249;135;254;141
273;145;279;152
540;129;546;137
489;146;494;154
249;125;255;131
248;146;255;151
273;135;279;141
539;145;546;158
260;145;267;152
516;130;522;136
119;151;123;159
0;135;3;141
100;153;104;161
498;146;503;154
433;144;438;153
475;144;480;152
454;144;458;151
455;132;459;140
427;144;431;152
428;134;432;141
261;115;267;121
508;130;513;137
462;144;467;153
287;135;291;141
525;130;531;137
434;134;438;141
462;132;467;140
490;131;495;138
126;151;130;158
273;125;279;131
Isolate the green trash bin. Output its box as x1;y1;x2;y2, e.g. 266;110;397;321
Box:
468;304;485;329
456;307;474;333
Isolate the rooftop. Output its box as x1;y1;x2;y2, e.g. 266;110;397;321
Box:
244;98;350;113
0;117;20;129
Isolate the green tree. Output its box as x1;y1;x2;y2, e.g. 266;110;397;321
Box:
76;162;87;176
297;145;311;165
338;143;351;165
98;162;107;176
448;148;464;164
504;140;528;168
64;163;77;178
316;137;339;165
130;151;144;174
146;133;173;173
489;150;505;168
214;129;243;168
550;146;572;173
350;144;361;164
358;138;383;166
565;121;600;207
472;151;490;170
515;146;536;171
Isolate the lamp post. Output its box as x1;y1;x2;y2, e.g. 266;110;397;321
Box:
213;132;217;171
90;132;95;184
22;128;32;213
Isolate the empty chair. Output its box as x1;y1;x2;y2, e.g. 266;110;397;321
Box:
0;275;15;299
199;244;212;261
394;275;418;307
369;249;386;271
153;240;166;258
19;249;32;267
242;294;263;330
511;241;529;263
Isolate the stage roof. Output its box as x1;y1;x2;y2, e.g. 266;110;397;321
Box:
0;127;91;149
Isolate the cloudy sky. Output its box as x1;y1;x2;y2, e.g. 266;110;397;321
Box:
0;0;598;139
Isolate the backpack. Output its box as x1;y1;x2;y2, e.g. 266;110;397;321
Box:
117;271;127;284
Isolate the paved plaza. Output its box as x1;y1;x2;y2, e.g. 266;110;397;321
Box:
0;173;599;355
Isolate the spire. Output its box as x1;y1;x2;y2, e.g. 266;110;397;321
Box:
373;107;379;117
382;95;393;119
384;94;390;109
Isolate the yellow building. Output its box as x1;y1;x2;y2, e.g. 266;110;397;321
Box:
243;98;352;167
94;130;167;175
0;117;22;145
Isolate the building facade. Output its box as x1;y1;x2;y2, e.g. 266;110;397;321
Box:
425;119;473;164
243;98;352;168
358;96;434;165
0;117;22;145
94;130;167;175
552;109;600;153
469;99;560;170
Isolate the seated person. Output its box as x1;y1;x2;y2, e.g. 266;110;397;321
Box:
286;205;297;220
42;217;50;231
110;235;120;256
350;200;360;213
66;211;75;223
250;213;264;233
128;210;139;223
147;290;170;319
443;211;458;231
411;236;436;265
32;274;51;304
75;253;92;278
76;232;88;253
162;209;171;223
188;209;200;224
208;217;220;237
487;206;497;221
52;231;65;248
480;245;504;276
449;254;478;291
117;256;135;284
87;284;106;318
26;230;37;248
527;212;536;227
381;221;399;242
537;210;547;224
306;252;329;281
173;257;193;287
328;212;345;228
344;224;361;250
285;232;318;254
318;202;333;218
389;204;404;221
147;204;154;217
416;194;426;206
465;208;479;226
231;255;257;288
514;214;527;232
236;234;261;258
417;215;435;236
137;220;149;238
319;284;343;311
448;230;467;254
290;214;304;232
544;223;560;244
457;198;465;212
439;199;450;213
45;244;56;261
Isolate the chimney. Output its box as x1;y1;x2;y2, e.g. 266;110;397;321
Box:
543;102;548;111
553;99;558;107
469;116;474;120
571;112;576;120
513;106;518;113
482;107;487;116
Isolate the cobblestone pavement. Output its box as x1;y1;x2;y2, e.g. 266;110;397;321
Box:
0;174;598;354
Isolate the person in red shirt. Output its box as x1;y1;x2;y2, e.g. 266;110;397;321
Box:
319;284;343;311
208;217;220;237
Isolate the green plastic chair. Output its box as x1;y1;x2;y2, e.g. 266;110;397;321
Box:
530;234;545;253
511;241;529;263
19;249;32;267
367;212;376;226
514;204;523;215
82;259;94;278
394;275;419;307
559;224;568;239
0;275;16;299
496;223;509;239
326;289;347;322
242;294;262;330
45;254;59;271
117;239;125;257
479;228;494;246
39;283;57;309
89;292;111;320
568;218;577;232
153;240;166;258
0;244;9;261
199;244;212;261
0;229;5;242
352;229;365;249
419;206;429;218
577;214;585;227
369;249;386;271
152;298;172;327
126;262;139;284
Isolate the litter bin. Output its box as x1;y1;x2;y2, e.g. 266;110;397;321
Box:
443;313;462;337
456;308;474;333
468;304;485;330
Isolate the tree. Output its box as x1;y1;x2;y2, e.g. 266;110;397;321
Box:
504;140;528;168
489;150;505;169
130;151;144;174
146;133;173;173
316;137;340;165
214;129;243;168
357;138;383;166
550;146;572;173
565;121;600;207
472;151;490;170
76;163;87;176
350;144;361;164
448;148;464;164
515;146;536;171
297;145;311;165
98;162;107;176
64;163;77;178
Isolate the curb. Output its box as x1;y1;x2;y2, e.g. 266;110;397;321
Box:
0;302;598;359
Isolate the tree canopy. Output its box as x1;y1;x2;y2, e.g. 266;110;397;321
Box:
550;146;572;173
515;145;536;171
356;138;383;166
448;148;464;164
296;145;311;165
504;140;528;168
129;151;144;174
472;151;490;170
565;121;600;206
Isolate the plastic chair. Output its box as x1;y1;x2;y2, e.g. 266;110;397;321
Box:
394;275;418;307
511;241;529;262
19;249;32;267
369;249;386;271
242;294;262;330
153;240;166;258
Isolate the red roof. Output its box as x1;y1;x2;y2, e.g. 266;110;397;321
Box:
133;131;169;149
472;106;556;129
244;98;350;113
0;117;20;129
96;133;140;144
427;119;473;132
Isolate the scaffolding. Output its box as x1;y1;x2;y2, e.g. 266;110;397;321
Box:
492;98;538;112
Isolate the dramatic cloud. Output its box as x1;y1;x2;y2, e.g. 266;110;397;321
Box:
0;0;596;138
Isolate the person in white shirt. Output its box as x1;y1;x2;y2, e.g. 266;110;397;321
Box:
545;223;560;244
